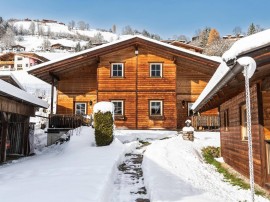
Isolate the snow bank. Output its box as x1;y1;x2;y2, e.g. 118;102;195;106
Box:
223;29;270;62
93;101;114;114
114;129;177;143
142;132;268;202
0;127;131;202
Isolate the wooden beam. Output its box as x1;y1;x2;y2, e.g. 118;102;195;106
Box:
50;76;55;115
23;116;30;156
49;72;60;81
0;112;10;163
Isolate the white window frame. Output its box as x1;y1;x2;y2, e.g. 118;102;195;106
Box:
111;63;124;77
75;102;87;115
150;63;162;78
111;100;124;116
188;102;194;116
150;100;163;116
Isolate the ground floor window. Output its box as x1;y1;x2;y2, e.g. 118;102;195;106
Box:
75;102;87;115
111;100;124;116
149;100;163;116
240;104;247;140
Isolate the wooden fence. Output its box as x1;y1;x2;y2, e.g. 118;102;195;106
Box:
191;116;220;130
49;114;91;129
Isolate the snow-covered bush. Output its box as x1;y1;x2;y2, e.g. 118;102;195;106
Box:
93;102;114;146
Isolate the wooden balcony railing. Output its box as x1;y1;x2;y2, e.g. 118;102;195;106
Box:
191;116;220;130
49;114;91;129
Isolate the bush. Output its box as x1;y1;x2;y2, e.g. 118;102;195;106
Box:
202;146;220;159
94;111;114;146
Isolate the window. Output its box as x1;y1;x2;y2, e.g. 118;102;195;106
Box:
111;100;124;116
150;100;163;116
150;63;162;77
26;64;28;67
75;103;87;115
17;64;22;68
188;102;194;116
111;63;124;77
224;109;229;131
17;57;23;61
240;104;247;140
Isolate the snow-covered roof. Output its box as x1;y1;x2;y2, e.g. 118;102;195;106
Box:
28;35;220;72
223;29;270;62
0;71;25;90
192;29;270;111
0;79;49;108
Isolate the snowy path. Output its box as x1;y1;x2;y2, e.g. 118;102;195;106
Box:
110;144;150;202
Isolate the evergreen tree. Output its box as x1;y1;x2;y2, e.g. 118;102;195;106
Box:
247;23;256;35
208;28;220;45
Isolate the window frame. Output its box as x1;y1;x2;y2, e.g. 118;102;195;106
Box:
111;100;124;116
240;103;248;141
224;108;229;131
149;100;163;117
74;102;87;115
150;63;163;78
111;63;124;78
187;102;194;116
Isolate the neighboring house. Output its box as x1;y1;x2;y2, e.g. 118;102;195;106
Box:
11;45;26;52
28;35;220;130
51;43;74;52
0;78;48;163
222;34;244;41
192;29;270;189
0;52;49;71
162;40;204;53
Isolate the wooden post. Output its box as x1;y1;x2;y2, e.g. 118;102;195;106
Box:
51;76;55;115
23;116;30;156
0;112;10;163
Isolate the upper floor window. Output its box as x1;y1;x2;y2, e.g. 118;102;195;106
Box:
111;100;124;116
150;100;163;116
111;63;124;77
150;63;162;77
240;104;247;141
75;102;87;115
17;57;23;61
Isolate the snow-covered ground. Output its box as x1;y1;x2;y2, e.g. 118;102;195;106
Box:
142;132;268;202
0;128;268;202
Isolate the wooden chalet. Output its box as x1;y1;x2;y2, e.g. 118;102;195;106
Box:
28;35;220;130
0;79;48;163
192;29;270;189
51;43;74;51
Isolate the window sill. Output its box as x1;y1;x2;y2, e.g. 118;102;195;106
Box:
149;116;164;120
115;115;125;120
149;77;163;79
110;77;126;79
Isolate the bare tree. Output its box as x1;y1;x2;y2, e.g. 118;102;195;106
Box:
112;24;116;33
68;20;76;30
37;24;45;36
122;25;134;35
42;38;51;50
1;27;15;48
204;39;233;56
85;23;90;30
77;21;86;30
91;32;104;44
29;21;35;35
232;26;242;36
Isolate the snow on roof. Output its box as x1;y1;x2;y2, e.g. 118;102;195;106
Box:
192;30;270;111
0;71;25;90
28;35;220;72
0;79;49;108
37;52;72;61
93;101;114;114
191;62;230;111
223;29;270;62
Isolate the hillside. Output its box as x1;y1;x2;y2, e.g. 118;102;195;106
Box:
6;19;119;52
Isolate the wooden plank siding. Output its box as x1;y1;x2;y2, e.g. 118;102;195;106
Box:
176;61;217;128
263;91;270;140
57;64;97;115
219;84;265;186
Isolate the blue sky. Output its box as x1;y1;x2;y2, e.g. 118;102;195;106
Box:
1;0;269;39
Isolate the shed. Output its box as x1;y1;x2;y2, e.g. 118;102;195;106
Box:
0;79;48;162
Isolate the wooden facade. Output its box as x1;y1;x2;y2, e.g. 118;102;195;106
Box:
0;79;48;163
193;41;270;189
28;36;220;129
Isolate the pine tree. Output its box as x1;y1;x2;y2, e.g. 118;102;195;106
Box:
208;29;220;45
247;23;256;36
75;42;81;52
